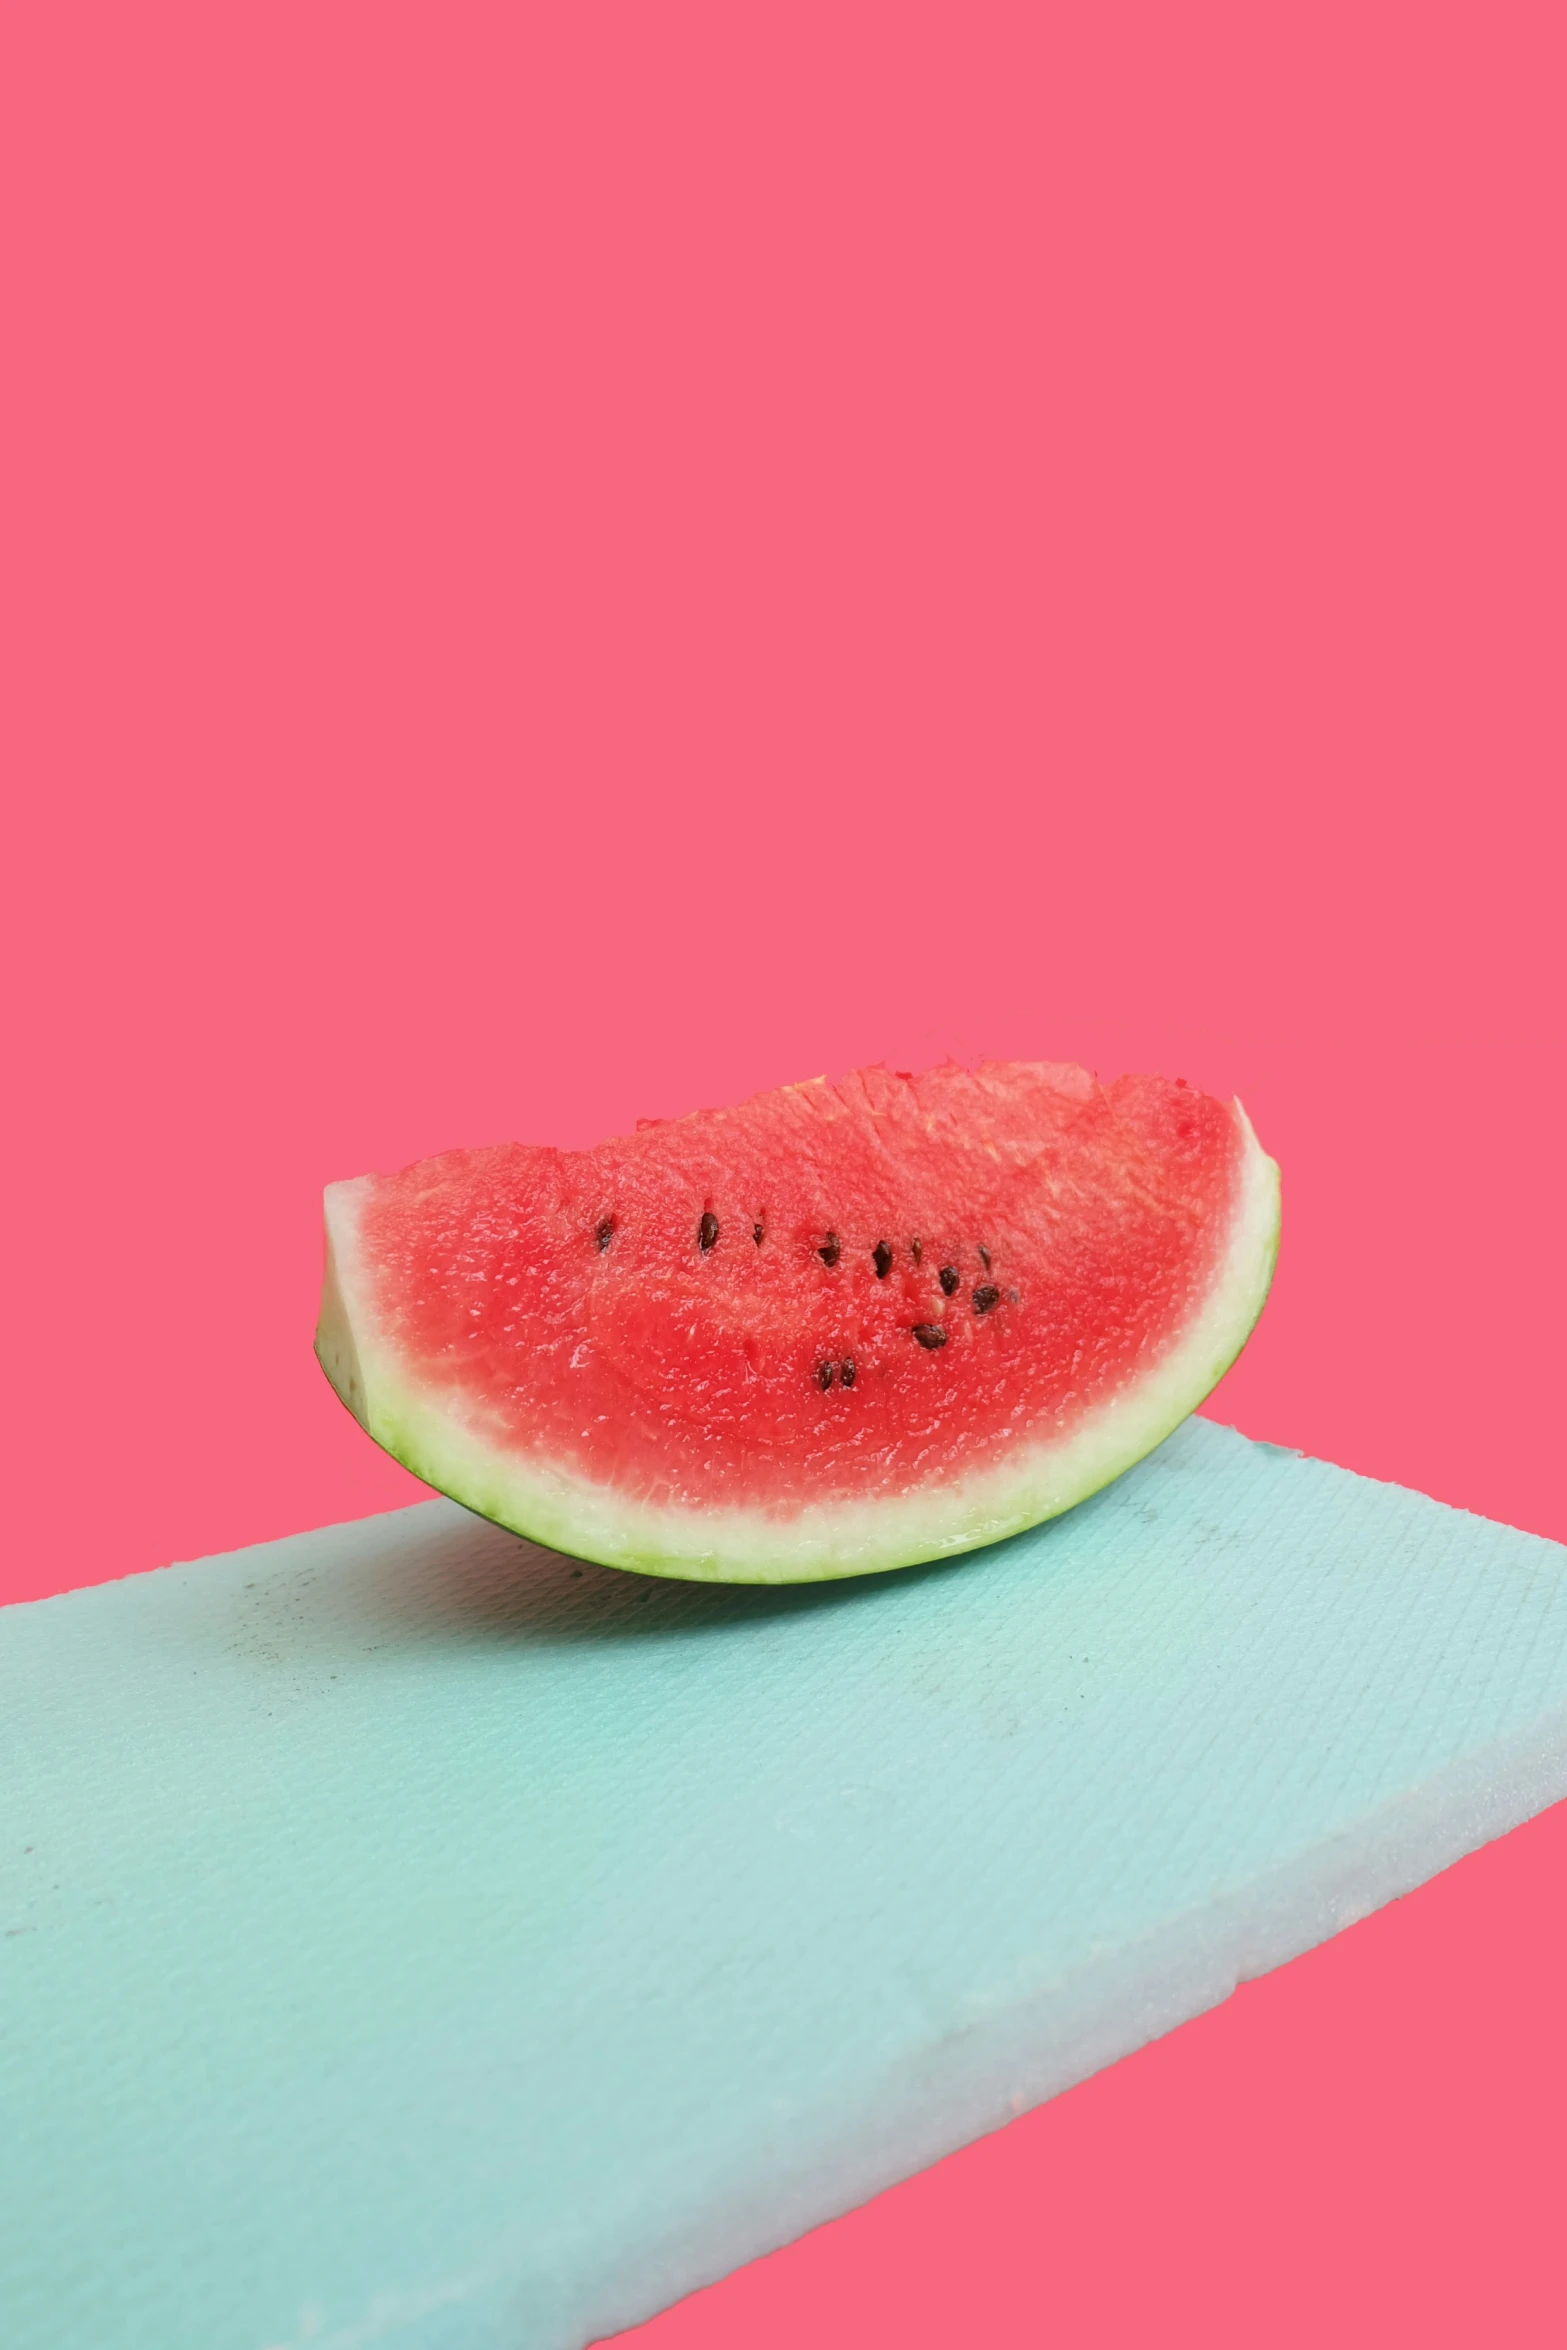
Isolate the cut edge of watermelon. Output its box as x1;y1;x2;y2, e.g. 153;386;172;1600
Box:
316;1107;1280;1585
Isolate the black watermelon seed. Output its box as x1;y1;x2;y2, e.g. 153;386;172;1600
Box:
911;1323;947;1349
973;1284;1001;1315
754;1222;765;1245
816;1359;835;1390
699;1211;719;1253
840;1356;856;1388
978;1245;991;1270
595;1218;614;1252
819;1232;841;1267
872;1239;893;1280
911;1237;923;1264
938;1265;960;1297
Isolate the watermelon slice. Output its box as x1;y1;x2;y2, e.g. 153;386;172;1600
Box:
317;1063;1279;1582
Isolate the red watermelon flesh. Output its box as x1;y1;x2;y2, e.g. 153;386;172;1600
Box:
317;1062;1279;1582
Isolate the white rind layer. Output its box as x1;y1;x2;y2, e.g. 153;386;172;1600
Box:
316;1109;1281;1583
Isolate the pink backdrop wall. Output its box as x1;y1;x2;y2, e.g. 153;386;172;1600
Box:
5;5;1564;2342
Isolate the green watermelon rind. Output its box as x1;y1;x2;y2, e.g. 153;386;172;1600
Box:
316;1107;1280;1585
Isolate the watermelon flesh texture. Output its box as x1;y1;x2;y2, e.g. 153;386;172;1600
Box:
318;1063;1280;1582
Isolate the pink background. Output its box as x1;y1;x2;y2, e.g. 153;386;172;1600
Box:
5;4;1564;2342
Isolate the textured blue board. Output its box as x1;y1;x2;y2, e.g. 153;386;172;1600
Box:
5;1419;1567;2350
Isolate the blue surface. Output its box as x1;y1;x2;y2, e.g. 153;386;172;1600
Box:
5;1419;1567;2349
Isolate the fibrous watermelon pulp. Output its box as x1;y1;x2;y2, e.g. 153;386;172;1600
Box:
318;1063;1279;1582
